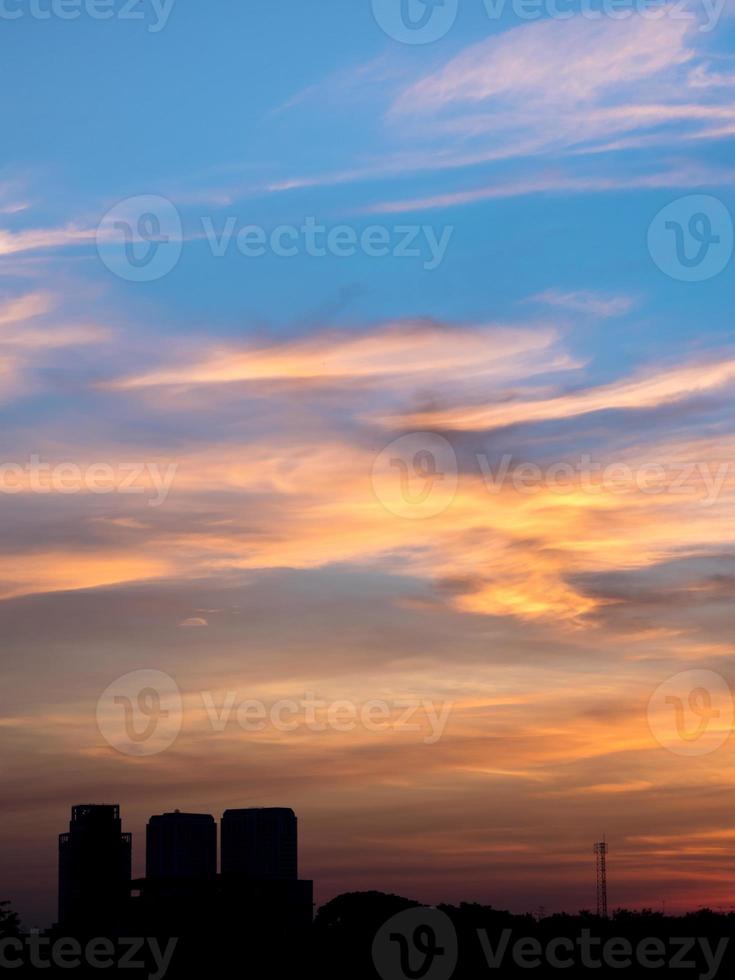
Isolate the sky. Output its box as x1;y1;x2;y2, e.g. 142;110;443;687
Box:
2;0;735;929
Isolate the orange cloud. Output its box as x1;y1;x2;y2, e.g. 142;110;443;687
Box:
0;551;173;600
104;321;574;390
377;356;735;430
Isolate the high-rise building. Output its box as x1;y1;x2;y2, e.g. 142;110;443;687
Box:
221;808;298;880
146;811;216;880
58;804;132;926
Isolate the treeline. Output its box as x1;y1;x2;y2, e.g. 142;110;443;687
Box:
3;892;735;977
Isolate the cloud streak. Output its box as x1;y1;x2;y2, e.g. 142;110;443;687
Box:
377;355;735;431
104;321;575;391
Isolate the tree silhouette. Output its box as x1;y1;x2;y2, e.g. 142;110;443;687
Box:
0;901;20;939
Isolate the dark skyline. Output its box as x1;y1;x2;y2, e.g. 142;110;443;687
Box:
56;803;312;934
3;800;735;980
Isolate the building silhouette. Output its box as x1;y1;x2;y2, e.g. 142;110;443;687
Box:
58;802;312;941
58;804;131;927
146;810;216;880
221;807;298;879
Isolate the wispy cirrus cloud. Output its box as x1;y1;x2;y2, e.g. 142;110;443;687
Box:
0;293;54;326
0;293;109;349
528;289;637;318
0;292;110;403
365;164;735;213
377;353;735;431
391;15;695;119
260;14;735;213
388;13;735;161
0;224;97;257
103;320;577;392
0;174;31;215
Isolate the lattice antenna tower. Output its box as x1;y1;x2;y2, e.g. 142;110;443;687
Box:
594;838;608;918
